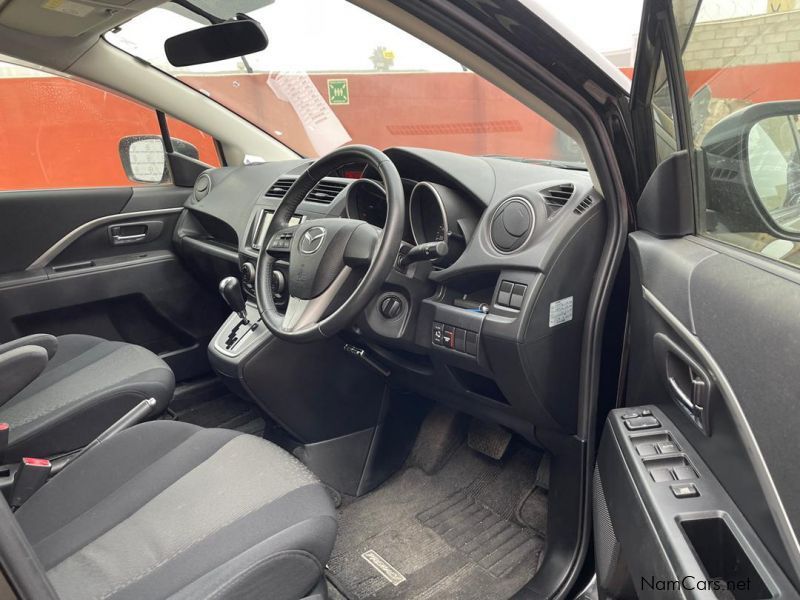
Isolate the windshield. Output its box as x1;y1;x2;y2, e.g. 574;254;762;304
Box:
106;0;584;163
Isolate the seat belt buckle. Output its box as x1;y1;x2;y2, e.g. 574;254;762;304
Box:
10;457;51;509
0;423;8;465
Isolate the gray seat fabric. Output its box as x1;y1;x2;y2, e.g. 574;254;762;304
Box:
15;420;337;600
0;334;174;461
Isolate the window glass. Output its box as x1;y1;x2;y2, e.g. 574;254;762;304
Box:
106;0;585;164
682;1;800;266
0;60;219;192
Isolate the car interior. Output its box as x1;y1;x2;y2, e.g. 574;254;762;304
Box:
2;0;800;599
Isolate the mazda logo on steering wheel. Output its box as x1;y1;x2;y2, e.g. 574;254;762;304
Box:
299;226;326;254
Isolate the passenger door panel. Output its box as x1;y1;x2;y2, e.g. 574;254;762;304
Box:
0;186;228;382
595;231;800;597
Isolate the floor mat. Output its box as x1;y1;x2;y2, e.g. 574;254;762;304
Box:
327;443;547;600
165;379;266;435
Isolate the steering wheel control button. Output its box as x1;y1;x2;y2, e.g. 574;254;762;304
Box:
624;415;661;431
432;322;444;346
671;483;699;499
379;295;403;319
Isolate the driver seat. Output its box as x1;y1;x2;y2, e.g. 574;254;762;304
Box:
10;420;337;600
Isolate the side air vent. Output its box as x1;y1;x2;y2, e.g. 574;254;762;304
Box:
574;196;594;215
306;180;347;204
265;178;295;198
192;173;212;202
540;183;575;217
490;197;535;253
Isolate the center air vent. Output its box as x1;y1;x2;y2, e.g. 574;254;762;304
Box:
306;180;347;204
540;183;575;217
489;197;535;253
265;178;295;199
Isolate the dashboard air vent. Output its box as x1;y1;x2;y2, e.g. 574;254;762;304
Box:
574;196;594;215
264;178;295;198
490;197;535;253
540;183;574;217
305;180;348;204
192;174;212;202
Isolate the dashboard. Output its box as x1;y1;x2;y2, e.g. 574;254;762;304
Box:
174;147;606;439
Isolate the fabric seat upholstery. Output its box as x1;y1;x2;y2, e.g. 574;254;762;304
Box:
15;420;337;600
0;334;174;461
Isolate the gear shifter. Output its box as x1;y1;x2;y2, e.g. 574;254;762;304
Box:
219;276;249;324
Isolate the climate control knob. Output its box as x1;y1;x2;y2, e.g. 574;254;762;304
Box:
271;270;286;295
240;262;256;284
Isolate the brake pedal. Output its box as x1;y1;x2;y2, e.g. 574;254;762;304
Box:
468;419;512;460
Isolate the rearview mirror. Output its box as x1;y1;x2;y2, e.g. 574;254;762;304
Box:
164;18;268;67
119;136;199;184
701;101;800;235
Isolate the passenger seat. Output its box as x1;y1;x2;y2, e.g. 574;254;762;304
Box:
0;333;174;461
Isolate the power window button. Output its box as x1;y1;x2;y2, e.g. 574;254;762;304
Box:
671;483;699;499
624;416;660;431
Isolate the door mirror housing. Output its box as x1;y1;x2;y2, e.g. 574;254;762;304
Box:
164;18;268;67
119;136;199;184
701;100;800;236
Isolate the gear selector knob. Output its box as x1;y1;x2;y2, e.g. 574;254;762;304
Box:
219;276;248;323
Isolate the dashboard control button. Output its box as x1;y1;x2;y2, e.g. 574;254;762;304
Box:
379;295;403;319
465;331;478;355
454;328;466;353
432;322;444;346
624;416;660;431
240;262;256;284
497;280;513;306
509;284;526;309
271;270;285;295
442;325;455;349
671;483;699;499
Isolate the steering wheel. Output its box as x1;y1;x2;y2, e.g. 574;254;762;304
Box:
255;145;405;342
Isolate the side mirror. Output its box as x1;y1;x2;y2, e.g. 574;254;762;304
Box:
119;136;199;184
164;18;268;67
701;101;800;235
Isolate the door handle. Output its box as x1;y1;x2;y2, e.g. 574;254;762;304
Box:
108;220;163;246
111;232;147;244
654;333;713;435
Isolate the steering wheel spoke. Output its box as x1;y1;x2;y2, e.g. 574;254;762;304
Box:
282;267;352;332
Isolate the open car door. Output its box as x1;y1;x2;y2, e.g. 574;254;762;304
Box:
594;0;800;598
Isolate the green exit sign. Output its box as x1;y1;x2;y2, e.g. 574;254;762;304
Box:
327;79;349;105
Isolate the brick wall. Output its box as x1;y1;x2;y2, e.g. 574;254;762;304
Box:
684;9;800;70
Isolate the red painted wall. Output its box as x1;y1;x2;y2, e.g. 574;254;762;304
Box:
1;64;799;191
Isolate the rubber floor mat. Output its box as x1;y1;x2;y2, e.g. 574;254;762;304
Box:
327;443;547;600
